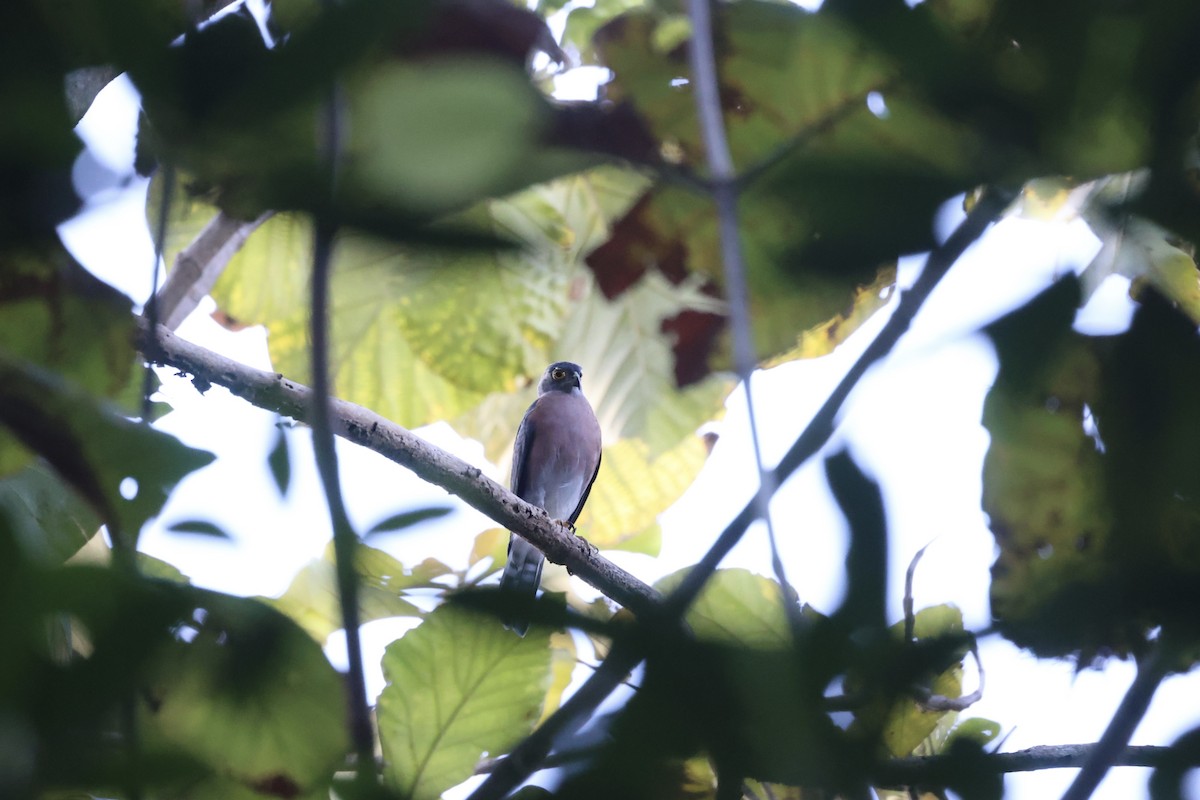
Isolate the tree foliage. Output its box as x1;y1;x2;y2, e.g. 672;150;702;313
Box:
3;0;1200;798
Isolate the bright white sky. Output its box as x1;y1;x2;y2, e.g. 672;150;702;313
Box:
61;62;1200;800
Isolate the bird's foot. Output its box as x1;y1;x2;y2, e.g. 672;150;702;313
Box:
554;518;577;534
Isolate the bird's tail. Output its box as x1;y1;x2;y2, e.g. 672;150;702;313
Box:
499;535;545;637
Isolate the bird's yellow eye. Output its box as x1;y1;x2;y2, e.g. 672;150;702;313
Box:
552;369;567;381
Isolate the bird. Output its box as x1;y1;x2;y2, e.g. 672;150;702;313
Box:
500;361;602;636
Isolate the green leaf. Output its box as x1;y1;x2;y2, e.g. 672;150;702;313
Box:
879;606;965;758
378;604;553;800
144;592;351;796
0;356;215;542
0;461;101;564
655;568;793;648
365;506;453;537
265;542;442;643
167;519;232;539
0;250;137;474
267;420;292;497
211;171;631;425
345;60;550;215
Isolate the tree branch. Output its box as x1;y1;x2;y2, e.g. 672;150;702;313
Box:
150;210;270;331
133;318;664;619
466;185;1019;800
876;743;1192;788
1059;639;1175;800
662;185;1017;619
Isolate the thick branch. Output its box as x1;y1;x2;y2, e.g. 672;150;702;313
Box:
133;318;663;618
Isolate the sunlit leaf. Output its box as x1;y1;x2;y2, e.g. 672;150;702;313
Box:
539;631;578;723
378;604;552;800
655;568;793;648
265;542;443;642
576;434;708;553
878;606;965;758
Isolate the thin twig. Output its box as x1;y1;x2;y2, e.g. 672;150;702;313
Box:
913;636;984;713
309;72;377;783
686;0;798;633
1059;638;1175;800
467;639;644;800
663;186;1016;620
876;743;1192;787
903;542;932;642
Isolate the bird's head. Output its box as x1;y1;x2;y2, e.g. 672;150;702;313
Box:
539;361;583;394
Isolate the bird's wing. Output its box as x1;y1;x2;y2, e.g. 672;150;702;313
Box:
567;450;601;525
510;399;538;499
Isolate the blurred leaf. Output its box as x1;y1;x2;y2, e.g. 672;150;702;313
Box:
982;280;1118;657
267;421;291;497
1078;173;1200;323
378;605;552;800
0;251;137;474
981;277;1200;658
344;60;550;215
828;451;888;634
266;542;442;642
144;592;350;797
167;519;232;539
582;2;1002;370
943;717;1002;750
470;527;508;569
0;357;215;542
767;265;897;365
655;568;793;648
0;462;100;564
365;506;452;537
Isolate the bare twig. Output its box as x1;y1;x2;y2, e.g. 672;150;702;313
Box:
914;637;984;713
1059;638;1175;800
133;319;664;618
903;542;933;643
151;210;270;330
